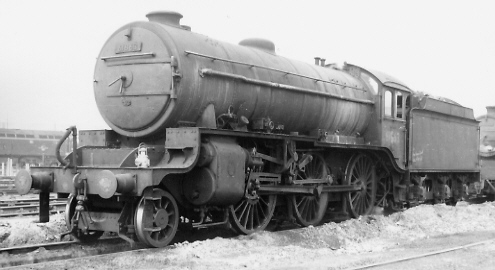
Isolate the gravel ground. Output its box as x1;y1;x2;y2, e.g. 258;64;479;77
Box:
1;201;495;269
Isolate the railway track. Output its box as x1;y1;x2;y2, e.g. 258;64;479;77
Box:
0;200;493;269
0;177;15;195
0;240;78;255
0;225;238;269
0;198;67;217
2;226;494;269
0;237;129;268
345;237;495;270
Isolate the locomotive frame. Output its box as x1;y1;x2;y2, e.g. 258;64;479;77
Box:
15;11;484;248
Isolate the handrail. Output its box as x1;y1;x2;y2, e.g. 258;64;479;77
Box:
185;50;367;92
200;68;374;105
56;126;78;170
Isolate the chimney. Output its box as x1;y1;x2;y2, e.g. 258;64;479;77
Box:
146;11;183;28
487;106;495;118
314;57;320;65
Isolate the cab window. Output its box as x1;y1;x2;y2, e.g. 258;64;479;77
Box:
396;92;403;118
396;92;410;119
384;88;409;120
385;90;392;117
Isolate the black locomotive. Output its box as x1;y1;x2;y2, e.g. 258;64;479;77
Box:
478;106;495;199
15;11;485;247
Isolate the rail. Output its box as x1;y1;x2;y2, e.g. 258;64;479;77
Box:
0;197;64;207
0;177;15;195
0;201;66;217
0;237;125;268
345;238;495;270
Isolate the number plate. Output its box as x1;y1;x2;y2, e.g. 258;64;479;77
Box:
115;42;142;54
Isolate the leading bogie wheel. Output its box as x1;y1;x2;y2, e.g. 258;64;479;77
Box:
65;194;104;242
290;153;329;227
134;188;179;248
345;153;377;218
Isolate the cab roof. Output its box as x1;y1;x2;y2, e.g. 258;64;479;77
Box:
344;63;411;92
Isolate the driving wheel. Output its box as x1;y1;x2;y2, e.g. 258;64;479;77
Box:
290;153;329;226
345;154;377;218
229;180;277;234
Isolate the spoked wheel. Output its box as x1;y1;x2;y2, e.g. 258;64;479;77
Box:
290;153;329;227
345;154;377;218
375;174;392;208
229;181;277;234
65;194;104;242
134;188;179;248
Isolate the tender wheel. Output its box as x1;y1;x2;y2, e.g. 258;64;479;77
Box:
345;154;377;218
229;187;277;234
375;174;392;208
65;194;104;242
290;153;329;227
134;188;179;248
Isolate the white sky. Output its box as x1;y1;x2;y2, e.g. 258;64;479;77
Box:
0;0;494;131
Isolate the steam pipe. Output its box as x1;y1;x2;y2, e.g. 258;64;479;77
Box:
56;126;78;168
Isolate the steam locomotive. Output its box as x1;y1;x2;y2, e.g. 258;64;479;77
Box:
15;11;484;248
478;106;495;199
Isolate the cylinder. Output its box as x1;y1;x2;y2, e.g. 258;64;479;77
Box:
196;143;216;167
182;167;216;205
182;138;246;205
